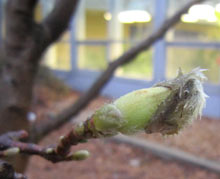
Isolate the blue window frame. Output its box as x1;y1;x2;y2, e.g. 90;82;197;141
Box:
66;0;167;94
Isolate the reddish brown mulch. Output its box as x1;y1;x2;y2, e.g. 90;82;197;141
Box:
26;125;219;179
138;117;220;161
26;86;220;179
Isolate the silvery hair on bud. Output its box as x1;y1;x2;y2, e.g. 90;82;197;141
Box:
178;68;208;119
146;68;208;135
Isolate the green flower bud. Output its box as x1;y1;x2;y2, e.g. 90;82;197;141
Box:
3;147;20;157
92;104;125;136
90;68;207;136
91;87;170;136
115;87;171;135
45;148;54;154
71;150;90;161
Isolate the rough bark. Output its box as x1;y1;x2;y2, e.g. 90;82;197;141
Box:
0;0;40;172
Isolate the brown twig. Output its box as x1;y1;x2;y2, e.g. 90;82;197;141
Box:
0;113;98;163
0;124;93;163
34;0;205;141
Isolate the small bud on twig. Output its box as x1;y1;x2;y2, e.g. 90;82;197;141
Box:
59;136;64;141
3;147;20;157
71;150;90;161
45;148;54;154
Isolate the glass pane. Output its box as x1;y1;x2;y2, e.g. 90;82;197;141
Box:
121;23;153;41
110;0;154;41
78;45;107;71
109;42;124;60
34;3;43;22
167;0;192;17
60;31;71;42
167;0;220;42
115;43;153;80
166;47;220;84
40;0;56;17
43;42;71;71
76;0;108;40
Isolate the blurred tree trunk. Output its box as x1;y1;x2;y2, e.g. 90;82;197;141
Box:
0;0;79;172
0;53;34;171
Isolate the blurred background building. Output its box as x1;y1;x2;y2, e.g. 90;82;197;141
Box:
1;0;220;117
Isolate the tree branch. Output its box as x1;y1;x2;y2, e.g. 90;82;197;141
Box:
42;0;79;46
34;0;205;141
4;0;38;55
0;129;91;164
4;0;79;61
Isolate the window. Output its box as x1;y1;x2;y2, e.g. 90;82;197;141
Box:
112;0;154;80
75;0;109;71
78;45;107;70
114;43;153;80
75;0;109;40
40;1;71;71
76;0;154;80
43;34;71;71
166;47;220;84
166;0;220;84
167;0;220;42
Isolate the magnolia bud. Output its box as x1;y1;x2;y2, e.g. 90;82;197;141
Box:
92;87;170;136
90;68;207;136
92;104;125;136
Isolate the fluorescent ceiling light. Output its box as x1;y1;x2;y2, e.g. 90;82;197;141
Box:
216;3;220;13
189;4;217;22
181;14;198;23
181;4;217;23
118;10;151;24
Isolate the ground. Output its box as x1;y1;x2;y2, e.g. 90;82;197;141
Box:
25;85;220;179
